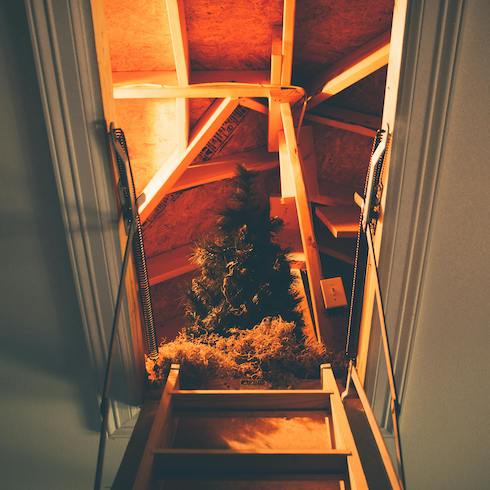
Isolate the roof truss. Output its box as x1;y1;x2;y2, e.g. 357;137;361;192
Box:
306;106;381;138
307;31;390;110
166;0;190;153
138;97;239;222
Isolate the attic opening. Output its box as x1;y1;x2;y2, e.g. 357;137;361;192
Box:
92;0;396;382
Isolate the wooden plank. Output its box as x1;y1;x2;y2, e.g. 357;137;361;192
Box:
354;192;364;209
307;106;380;138
172;150;278;193
166;0;190;153
278;130;295;197
165;0;189;85
195;105;248;162
112;70;269;86
315;205;359;238
133;365;180;490
268;26;283;152
170;390;332;411
281;0;296;85
238;97;268;114
321;365;368;490
90;0;145;362
147;244;197;286
192;70;269;84
280;103;327;342
90;0;116;125
350;366;402;490
305;114;377;138
138;97;239;222
298;126;320;199
113;83;305;102
153;449;350;477
175;97;189;153
356;2;408;386
308;32;390;110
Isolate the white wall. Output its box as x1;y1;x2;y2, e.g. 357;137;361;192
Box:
377;1;490;488
0;2;128;488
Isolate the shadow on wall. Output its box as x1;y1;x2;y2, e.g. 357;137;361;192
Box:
0;1;103;432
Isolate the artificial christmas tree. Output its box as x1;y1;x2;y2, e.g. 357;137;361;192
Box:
184;165;303;337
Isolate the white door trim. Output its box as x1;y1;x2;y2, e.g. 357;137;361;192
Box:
364;0;466;427
24;0;144;433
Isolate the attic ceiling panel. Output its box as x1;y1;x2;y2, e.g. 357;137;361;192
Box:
327;66;388;115
184;0;283;70
189;99;215;132
294;0;393;83
313;124;372;193
142;180;237;258
142;169;278;258
116;99;177;195
104;0;175;71
211;110;268;158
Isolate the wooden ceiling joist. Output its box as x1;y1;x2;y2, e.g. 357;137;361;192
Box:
238;97;268;115
172;149;278;193
165;0;189;85
268;26;283;151
165;0;190;153
112;71;270;87
281;0;296;86
138;97;240;222
278;130;295;198
280;102;327;342
268;1;296;152
113;83;304;102
307;31;390;110
306;106;381;137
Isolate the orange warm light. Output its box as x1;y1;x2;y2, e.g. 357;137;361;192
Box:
115;99;178;195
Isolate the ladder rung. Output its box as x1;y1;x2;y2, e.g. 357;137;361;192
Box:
170;389;332;411
152;449;350;477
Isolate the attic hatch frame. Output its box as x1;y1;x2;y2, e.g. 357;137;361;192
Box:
25;0;422;461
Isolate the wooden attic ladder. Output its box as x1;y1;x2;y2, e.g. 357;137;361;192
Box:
124;130;403;490
132;364;368;489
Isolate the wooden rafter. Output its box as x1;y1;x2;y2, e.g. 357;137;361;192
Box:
172;149;278;193
165;0;190;153
280;102;327;342
278;130;295;198
113;83;304;102
308;31;390;110
238;97;268;114
321;365;369;489
112;70;269;86
281;0;296;85
196;104;248;161
268;26;283;151
138;97;239;222
147;151;279;286
306;106;381;137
